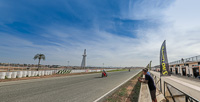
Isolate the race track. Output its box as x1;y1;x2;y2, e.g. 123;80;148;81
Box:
0;69;141;102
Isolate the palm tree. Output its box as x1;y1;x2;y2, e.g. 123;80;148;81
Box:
33;54;45;70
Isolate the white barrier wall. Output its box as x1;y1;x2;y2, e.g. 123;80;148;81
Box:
28;71;32;77
22;71;27;77
35;71;38;76
41;71;45;76
0;72;6;79
17;71;23;78
31;71;35;77
50;71;53;75
0;70;57;80
0;69;116;80
38;71;42;76
70;70;86;73
11;72;17;78
6;72;12;78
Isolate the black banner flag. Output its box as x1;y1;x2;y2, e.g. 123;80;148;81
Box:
160;40;171;76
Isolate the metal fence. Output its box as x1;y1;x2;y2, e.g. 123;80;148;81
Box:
164;81;199;102
170;55;200;65
150;73;199;102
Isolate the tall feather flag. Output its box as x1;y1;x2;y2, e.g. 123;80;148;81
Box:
160;40;171;76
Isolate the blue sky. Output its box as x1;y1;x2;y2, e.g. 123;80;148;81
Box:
1;0;200;67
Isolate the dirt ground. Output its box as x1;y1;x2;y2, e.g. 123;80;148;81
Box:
105;72;142;102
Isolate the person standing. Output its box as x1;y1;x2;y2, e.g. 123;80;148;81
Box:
139;69;157;102
146;68;151;75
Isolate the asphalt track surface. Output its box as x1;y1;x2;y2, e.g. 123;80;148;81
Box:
0;69;141;102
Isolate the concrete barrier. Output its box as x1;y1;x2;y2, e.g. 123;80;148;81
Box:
27;71;32;77
35;71;38;76
22;71;27;77
41;71;45;76
38;71;42;76
6;72;12;78
0;72;6;79
17;71;23;78
44;71;48;75
31;71;35;76
0;69;116;80
53;70;56;74
138;75;152;102
50;71;53;75
71;70;86;73
11;72;17;78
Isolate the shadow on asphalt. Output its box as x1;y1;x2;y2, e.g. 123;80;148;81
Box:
94;76;103;78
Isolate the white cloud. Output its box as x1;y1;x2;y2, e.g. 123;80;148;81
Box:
1;0;200;67
132;0;200;66
164;0;200;30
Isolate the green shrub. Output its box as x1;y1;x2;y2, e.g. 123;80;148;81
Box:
5;76;8;79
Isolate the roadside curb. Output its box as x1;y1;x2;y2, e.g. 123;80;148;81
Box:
93;70;142;102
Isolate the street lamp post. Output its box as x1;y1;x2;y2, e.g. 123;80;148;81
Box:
67;61;70;67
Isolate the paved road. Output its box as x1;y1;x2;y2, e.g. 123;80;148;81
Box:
0;69;141;102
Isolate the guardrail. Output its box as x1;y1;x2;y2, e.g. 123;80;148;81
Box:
170;55;200;65
150;71;199;102
138;75;152;102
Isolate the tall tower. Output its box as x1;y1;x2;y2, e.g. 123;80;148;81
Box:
81;49;87;68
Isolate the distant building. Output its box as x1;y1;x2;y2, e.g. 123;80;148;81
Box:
154;55;200;78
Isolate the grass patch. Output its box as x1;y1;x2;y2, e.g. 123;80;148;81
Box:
104;72;142;102
118;88;127;96
107;69;128;72
5;76;8;79
130;74;143;102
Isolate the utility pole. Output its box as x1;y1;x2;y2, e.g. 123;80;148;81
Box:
67;61;70;67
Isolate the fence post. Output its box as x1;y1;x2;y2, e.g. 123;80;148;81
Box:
185;96;188;102
164;81;165;97
160;78;162;93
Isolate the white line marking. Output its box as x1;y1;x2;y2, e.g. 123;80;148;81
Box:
93;70;141;102
167;77;200;92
